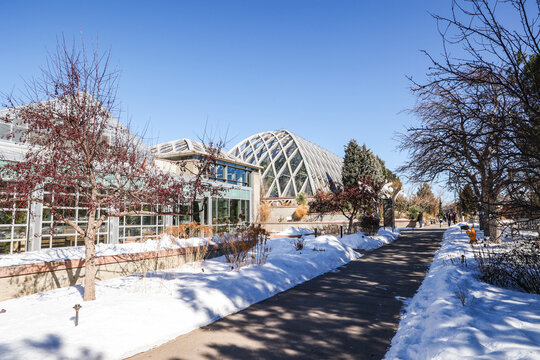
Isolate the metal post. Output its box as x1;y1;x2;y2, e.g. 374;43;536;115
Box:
73;304;82;326
340;225;343;238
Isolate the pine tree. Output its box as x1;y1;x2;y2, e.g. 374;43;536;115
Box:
459;184;477;215
362;145;385;185
342;139;363;187
342;141;385;187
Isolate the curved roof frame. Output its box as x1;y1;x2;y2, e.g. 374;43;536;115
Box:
229;129;343;198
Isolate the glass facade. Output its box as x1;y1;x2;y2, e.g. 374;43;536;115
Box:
171;200;208;226
0;192;251;253
212;198;250;232
119;205;164;243
0;191;28;254
212;161;251;187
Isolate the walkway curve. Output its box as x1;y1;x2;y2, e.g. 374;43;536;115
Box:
127;228;444;360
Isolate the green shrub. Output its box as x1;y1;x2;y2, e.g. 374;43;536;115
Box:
296;192;308;205
360;215;380;235
408;205;421;220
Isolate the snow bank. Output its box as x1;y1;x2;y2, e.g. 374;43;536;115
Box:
384;224;540;360
275;226;313;236
340;227;401;250
0;235;213;268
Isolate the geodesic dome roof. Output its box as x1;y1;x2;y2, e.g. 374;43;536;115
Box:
229;129;343;198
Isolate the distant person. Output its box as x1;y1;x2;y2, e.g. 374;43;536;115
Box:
439;217;443;227
447;212;452;227
418;211;423;228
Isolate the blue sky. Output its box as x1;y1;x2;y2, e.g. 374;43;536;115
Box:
1;0;452;196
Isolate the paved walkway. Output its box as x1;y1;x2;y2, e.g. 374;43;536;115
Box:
128;227;444;360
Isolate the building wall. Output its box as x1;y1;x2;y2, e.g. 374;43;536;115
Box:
251;171;261;222
0;245;224;301
261;205;349;233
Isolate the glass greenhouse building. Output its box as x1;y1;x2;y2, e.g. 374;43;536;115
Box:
0;120;344;254
229;129;343;198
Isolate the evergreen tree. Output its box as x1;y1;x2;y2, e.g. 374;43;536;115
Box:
376;155;396;182
361;145;385;185
342;140;385;187
459;184;477;215
342;139;363;187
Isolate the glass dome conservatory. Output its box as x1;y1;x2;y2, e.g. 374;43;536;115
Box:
229;130;343;198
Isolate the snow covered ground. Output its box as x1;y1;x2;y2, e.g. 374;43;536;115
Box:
385;224;540;360
0;236;213;268
275;226;314;237
340;227;400;250
0;228;400;360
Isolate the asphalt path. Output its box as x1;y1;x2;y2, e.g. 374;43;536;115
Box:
128;226;445;360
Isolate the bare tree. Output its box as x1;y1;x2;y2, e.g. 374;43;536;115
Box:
398;72;514;240
0;37;222;301
398;0;540;239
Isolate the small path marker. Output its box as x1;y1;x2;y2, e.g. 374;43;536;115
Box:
73;304;82;326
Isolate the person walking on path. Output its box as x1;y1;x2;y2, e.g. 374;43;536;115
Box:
418;211;423;228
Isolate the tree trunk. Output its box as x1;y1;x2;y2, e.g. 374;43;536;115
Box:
83;233;96;301
348;217;354;233
83;211;97;301
481;188;502;243
479;210;488;233
488;217;501;243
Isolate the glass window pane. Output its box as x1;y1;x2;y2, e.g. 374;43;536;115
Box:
295;164;308;193
218;199;228;221
274;153;285;173
217;165;224;180
78;209;88;219
0;227;11;240
0;211;13;224
12;240;25;253
126;228;141;237
278;166;291;196
212;198;217;222
142;216;155;226
263;167;275;196
41;237;51;249
13;226;26;239
14;212;27;224
290;153;302;172
230;199;239;222
126;216;141;225
42;208;51;221
0;123;12;141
